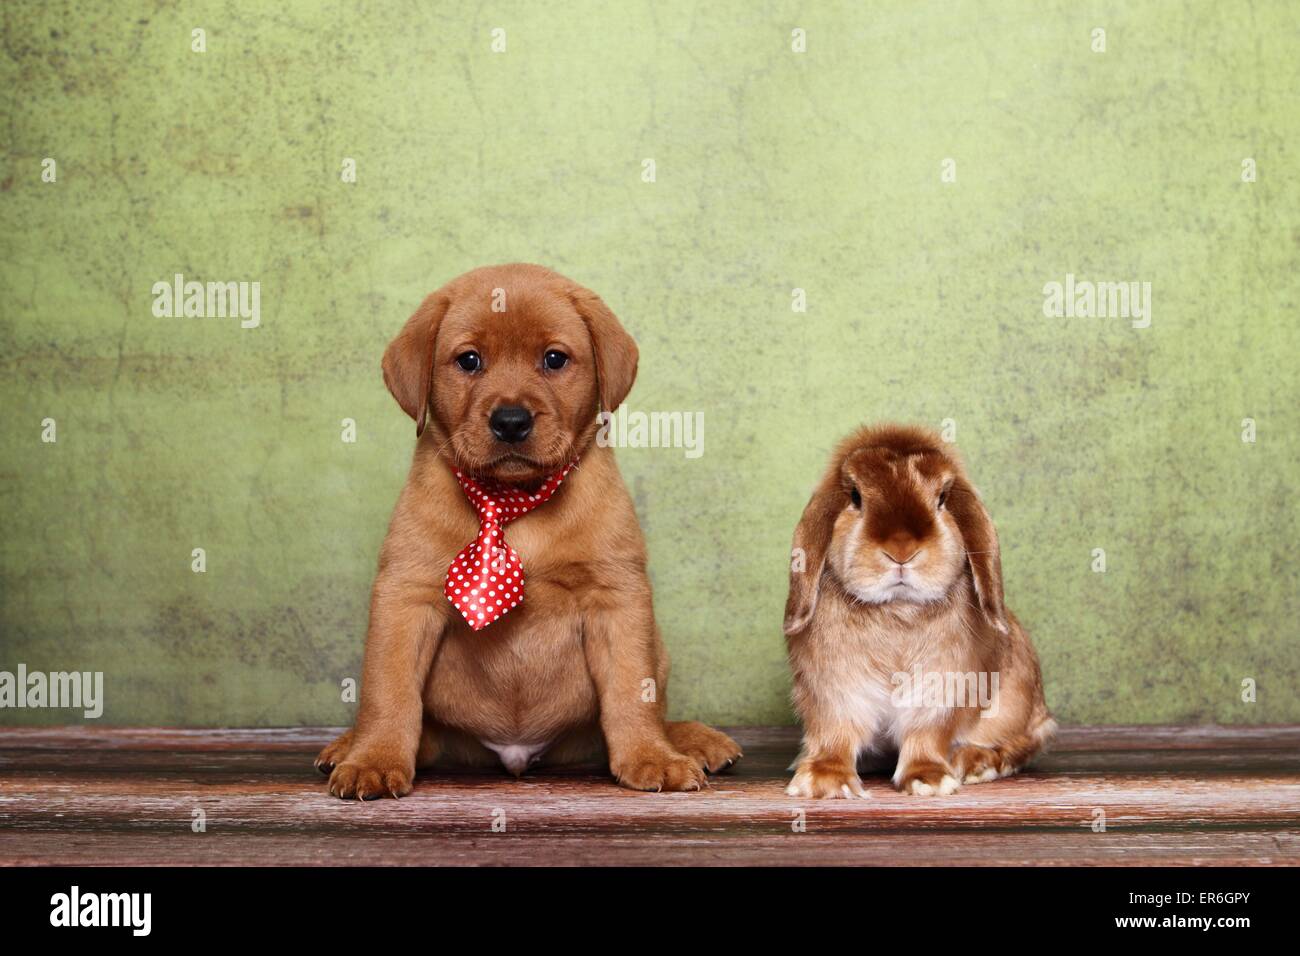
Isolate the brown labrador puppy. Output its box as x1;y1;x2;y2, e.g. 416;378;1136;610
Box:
317;263;740;797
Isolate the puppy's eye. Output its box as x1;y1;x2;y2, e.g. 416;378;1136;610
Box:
455;351;481;372
937;487;949;510
850;486;862;509
544;350;569;370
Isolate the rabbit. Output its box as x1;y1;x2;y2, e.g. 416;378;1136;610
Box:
783;423;1055;798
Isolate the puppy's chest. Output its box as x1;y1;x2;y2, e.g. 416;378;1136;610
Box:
425;596;596;736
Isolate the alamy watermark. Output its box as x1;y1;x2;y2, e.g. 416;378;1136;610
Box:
1042;273;1151;329
0;664;103;718
152;273;260;329
50;886;150;936
596;405;704;459
890;666;1000;717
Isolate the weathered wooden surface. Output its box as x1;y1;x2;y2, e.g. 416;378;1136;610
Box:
1;726;1296;866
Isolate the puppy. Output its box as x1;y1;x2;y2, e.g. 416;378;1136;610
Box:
317;264;740;797
783;423;1055;797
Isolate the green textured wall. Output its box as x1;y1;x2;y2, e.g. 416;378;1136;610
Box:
2;1;1297;728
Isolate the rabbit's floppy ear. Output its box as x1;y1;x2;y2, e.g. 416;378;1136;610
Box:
382;290;452;436
947;477;1009;633
783;472;842;637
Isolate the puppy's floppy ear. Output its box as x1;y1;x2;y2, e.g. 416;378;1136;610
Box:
382;290;451;436
567;282;638;411
947;477;1008;633
783;472;842;637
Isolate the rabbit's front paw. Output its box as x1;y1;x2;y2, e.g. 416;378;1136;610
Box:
786;760;869;799
895;762;960;796
952;744;1014;784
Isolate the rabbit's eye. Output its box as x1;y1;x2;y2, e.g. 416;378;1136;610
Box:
850;486;862;509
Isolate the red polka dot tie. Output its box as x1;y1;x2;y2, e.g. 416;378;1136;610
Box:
444;462;578;630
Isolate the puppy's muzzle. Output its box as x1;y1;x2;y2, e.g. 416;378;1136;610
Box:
489;405;533;444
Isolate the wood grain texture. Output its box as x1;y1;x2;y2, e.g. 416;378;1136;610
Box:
1;726;1296;866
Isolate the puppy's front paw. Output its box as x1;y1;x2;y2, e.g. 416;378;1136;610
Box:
895;763;960;796
786;761;869;799
666;721;743;773
328;751;414;800
314;729;353;775
612;745;707;792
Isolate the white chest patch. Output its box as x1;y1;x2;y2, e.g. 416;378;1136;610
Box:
481;739;551;776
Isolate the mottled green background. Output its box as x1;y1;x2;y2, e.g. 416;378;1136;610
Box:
2;1;1297;727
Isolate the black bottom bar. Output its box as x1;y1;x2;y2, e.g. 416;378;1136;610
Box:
0;865;1285;940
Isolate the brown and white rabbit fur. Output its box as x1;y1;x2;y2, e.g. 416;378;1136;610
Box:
783;423;1055;798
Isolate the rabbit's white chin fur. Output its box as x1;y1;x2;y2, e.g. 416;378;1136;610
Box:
845;579;949;606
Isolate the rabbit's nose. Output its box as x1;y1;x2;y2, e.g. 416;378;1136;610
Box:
881;539;921;565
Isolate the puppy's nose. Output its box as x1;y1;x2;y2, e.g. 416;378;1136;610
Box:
489;405;533;444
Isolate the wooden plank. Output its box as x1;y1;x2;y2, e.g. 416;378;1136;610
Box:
1050;724;1300;750
4;769;1297;829
1;725;1297;866
0;829;1293;867
3;745;1298;776
0;726;340;752
4;724;1300;752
